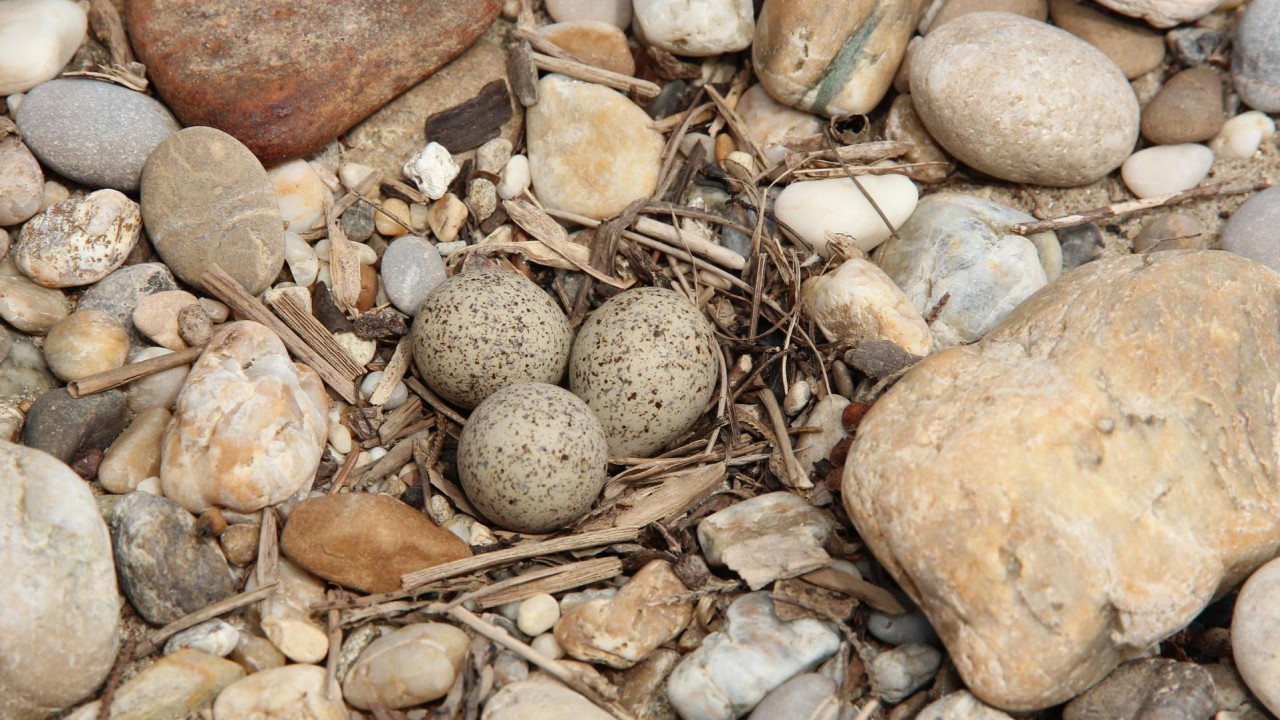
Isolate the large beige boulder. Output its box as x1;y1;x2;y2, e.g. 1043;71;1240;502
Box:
843;251;1280;711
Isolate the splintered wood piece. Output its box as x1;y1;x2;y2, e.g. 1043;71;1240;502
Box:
442;557;623;610
254;508;279;588
801;567;908;615
133;583;278;659
68;345;203;397
424;80;513;152
369;336;412;406
401;527;640;589
1010;178;1271;235
324;200;362;314
530;52;660;99
583;462;726;531
265;291;366;379
354;429;430;485
705;85;767;169
88;0;134;66
379;395;425;445
758;388;811;490
504;200;627;288
201;265;358;403
544;207;747;272
404;377;468;427
508;40;540;107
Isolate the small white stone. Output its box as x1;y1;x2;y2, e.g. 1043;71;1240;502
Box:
269;159;331;233
339;162;380;197
255;559;329;664
437;240;467;256
531;633;563;660
163;619;239;658
1233;555;1280;716
333;331;376;367
5;93;21;117
477;138;514;174
404;142;460;200
774;175;919;256
1120;144;1214;199
1212;111;1277;160
783;380;812;416
633;0;754;56
327;423;352;455
916;691;1015;720
794;395;852;479
355;242;378;266
0;0;87;95
546;0;631;27
869;644;943;703
212;664;346;720
801;257;931;356
498;155;531;200
135;476;161;495
284;231;319;288
517;594;561;637
15;189;142;288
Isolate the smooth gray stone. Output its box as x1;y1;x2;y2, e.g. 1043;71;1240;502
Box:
15;79;180;192
1222;185;1280;271
0;332;57;399
78;263;177;345
381;235;445;315
1233;0;1280;112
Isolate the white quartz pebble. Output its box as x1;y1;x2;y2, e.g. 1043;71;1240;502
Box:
774;175;919;256
531;633;563;660
164;619;240;658
0;0;87;95
284;231;319;288
1121;144;1214;199
1233;555;1280;716
269;159;330;233
517;594;561;637
498;155;531;200
545;0;631;27
633;0;754;56
1213;111;1277;160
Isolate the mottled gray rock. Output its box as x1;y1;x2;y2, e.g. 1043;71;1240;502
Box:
111;492;235;624
868;611;939;646
1233;0;1280;113
0;332;57;398
875;193;1055;349
1062;659;1217;720
748;673;839;720
14;189;141;288
1222;185;1280;271
870;644;943;703
1;441;121;720
23;387;126;462
78;262;178;345
140;127;284;295
381;235;446;315
15;78;180;192
340;199;375;243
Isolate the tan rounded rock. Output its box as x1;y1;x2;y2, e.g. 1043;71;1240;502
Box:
43;309;130;382
212;664;347;720
342;623;469;710
1140;68;1225;145
555;560;693;669
911;12;1139;187
802;257;931;356
255;559;329;664
885;94;954;183
14;189;141;289
133;290;202;351
160;321;328;513
0;257;68;334
1133;212;1206;253
1049;0;1165;79
736;84;825;157
219;522;260;566
844;251;1280;710
539;22;635;76
0;132;44;226
1091;0;1219;28
99;406;170;494
483;680;615;720
927;0;1046;31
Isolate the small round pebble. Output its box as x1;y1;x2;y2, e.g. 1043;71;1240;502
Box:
381;235;446;315
267;159;330;233
43;310;129;382
1140;68;1224;145
747;673;838;720
1120;144;1213;199
1233;0;1280;112
868;611;939;646
1134;212;1206;252
0;134;44;226
531;633;564;660
458;383;608;533
1213;110;1276;160
341;624;469;710
517;593;561;636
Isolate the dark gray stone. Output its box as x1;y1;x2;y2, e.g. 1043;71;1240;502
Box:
15;79;180;192
748;673;838;720
111;492;235;625
24;388;127;463
1233;0;1280;112
1166;27;1227;67
1222;185;1280;271
1059;223;1105;271
78;263;178;345
340;200;376;243
1063;659;1217;720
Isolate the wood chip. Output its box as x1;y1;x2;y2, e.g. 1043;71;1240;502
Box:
68;345;203;397
504;199;628;288
583;462;726;530
424;80;514;152
772;577;858;622
508;39;540;107
401;527;640;590
444;557;623;610
368;336;412;406
379;395;425;446
530;52;660;99
325;200;363;314
801;567;908;615
843;340;922;378
403;377;467;427
266;291;366;379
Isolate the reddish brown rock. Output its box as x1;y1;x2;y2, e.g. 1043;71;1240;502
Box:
125;0;502;163
281;493;472;593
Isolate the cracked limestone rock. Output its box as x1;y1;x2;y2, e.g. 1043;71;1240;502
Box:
160;321;328;513
802;256;931;356
555;560;693;669
844;251;1280;711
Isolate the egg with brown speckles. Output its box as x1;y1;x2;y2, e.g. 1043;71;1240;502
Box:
570;287;718;458
411;269;573;409
458;382;609;533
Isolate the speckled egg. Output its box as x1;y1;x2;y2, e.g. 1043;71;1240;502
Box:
570;287;718;458
457;383;609;533
411;269;573;409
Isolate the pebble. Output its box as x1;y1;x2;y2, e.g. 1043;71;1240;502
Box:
527;74;664;219
916;691;1015;720
0;441;121;720
483;679;615;720
556;560;693;668
911;12;1138;186
1133;212;1206;253
698;492;834;590
927;0;1047;31
268;159;331;233
125;0;501;164
540;22;635;76
1048;0;1165;79
1234;0;1280;112
125;346;189;412
885;94;955;183
164;620;240;658
372;197;411;237
0;332;57;399
111;491;235;624
844;252;1280;710
570;287;718;457
1062;658;1217;720
14;189;142;289
342;623;470;710
15;79;181;191
255;559;329;663
219;522;260;566
753;0;921;116
1221;185;1280;271
404;142;460;201
1140;68;1224;145
870;644;943;703
413;269;573;409
341;200;376;242
668;592;841;720
747;673;839;720
476;138;513;174
161;322;329;513
228;633;287;676
358;371;409;410
546;0;631;27
774;175;918;257
281;231;317;289
634;0;753;56
98;406;170;494
78;262;177;344
532;633;563;660
0;130;44;226
0;0;86;95
23;387;126;462
280;492;472;593
794;394;852;477
736;84;825;159
42;310;130;382
869;611;939;646
0;257;68;333
211;664;348;720
802;256;931;356
518;594;561;637
498;154;531;200
876;193;1054;349
133;290;202;350
1233;556;1280;715
1120;144;1214;199
459;383;609;533
1213;111;1276;160
783;380;812;416
429;193;469;242
65;650;245;720
141;126;285;295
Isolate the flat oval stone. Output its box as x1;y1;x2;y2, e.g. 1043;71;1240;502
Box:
1222;186;1280;271
381;235;446;315
774;174;919;256
43;309;130;382
342;623;469;710
141;127;284;295
0;131;44;226
1233;556;1280;716
111;491;235;625
1140;68;1224;145
1120;144;1213;199
633;0;754;57
1232;0;1280;113
212;664;348;720
15;79;180;192
539;22;635;75
0;257;68;334
0;441;121;719
126;0;502;164
65;650;244;720
1048;0;1165;80
910;12;1139;186
14;189;142;288
0;0;86;95
927;0;1046;31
